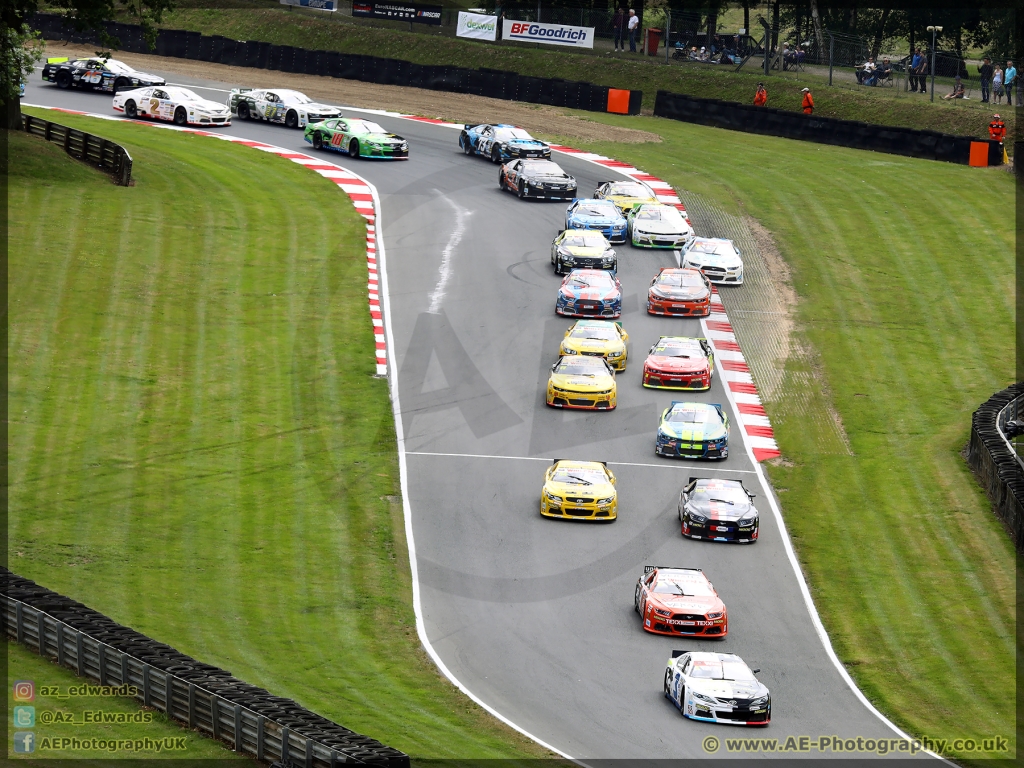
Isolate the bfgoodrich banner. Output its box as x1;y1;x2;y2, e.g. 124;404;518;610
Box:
457;11;497;41
501;19;594;48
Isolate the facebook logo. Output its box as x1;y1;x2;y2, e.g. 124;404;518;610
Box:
13;732;35;753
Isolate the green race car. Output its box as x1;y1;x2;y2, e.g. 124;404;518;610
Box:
304;117;409;159
655;401;730;460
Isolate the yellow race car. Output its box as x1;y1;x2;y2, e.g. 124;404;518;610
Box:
546;355;617;410
594;180;659;214
540;459;617;521
559;319;629;371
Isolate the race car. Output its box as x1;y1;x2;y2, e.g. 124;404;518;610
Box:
679;477;759;543
540;459;617;521
647;268;712;317
559;319;629;371
564;199;627;244
642;337;714;390
459;123;550;162
593;180;659;214
42;56;164;93
546;355;617;410
556;269;622;318
551;230;617;275
228;88;342;129
681;238;744;285
634;565;728;637
628;203;694;248
656;401;729;460
305;117;408;159
113;86;232;126
665;651;771;726
499;159;577;200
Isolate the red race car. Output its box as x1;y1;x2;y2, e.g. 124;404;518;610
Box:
642;336;714;390
647;267;712;317
634;566;728;637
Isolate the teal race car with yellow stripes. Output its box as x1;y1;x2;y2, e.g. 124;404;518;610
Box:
304;117;409;159
655;401;729;460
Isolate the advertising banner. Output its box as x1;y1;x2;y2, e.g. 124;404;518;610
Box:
279;0;336;11
456;11;498;41
501;19;594;48
352;2;442;25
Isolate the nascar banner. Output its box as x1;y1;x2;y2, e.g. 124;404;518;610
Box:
279;0;336;10
456;11;498;41
501;19;595;48
352;1;442;25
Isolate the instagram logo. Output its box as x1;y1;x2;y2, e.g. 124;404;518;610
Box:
12;681;34;702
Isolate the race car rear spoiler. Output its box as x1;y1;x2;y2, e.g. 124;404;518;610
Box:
552;459;608;467
644;565;702;575
671;650;690;658
46;57;69;63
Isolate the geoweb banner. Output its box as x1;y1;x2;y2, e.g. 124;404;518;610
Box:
457;11;497;41
502;19;594;48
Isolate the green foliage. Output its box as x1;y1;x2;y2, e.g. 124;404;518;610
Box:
1;24;43;104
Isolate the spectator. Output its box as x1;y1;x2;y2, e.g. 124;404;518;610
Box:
627;9;639;54
801;87;814;114
942;75;965;100
1005;60;1016;106
753;82;767;106
992;64;1004;104
856;56;876;84
495;1;504;40
909;47;924;92
989;114;1006;144
874;56;892;85
784;44;801;70
978;57;993;103
612;6;625;52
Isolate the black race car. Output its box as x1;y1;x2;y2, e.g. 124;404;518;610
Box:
42;56;165;94
678;477;759;543
498;159;577;201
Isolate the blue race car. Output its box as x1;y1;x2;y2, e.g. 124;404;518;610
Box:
564;198;628;244
655;401;730;460
556;269;622;318
459;123;551;163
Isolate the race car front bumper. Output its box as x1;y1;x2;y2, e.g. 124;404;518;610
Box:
685;705;770;726
643;366;711;390
656;434;728;459
683;516;758;543
632;230;692;248
686;263;744;284
556;297;621;318
546;384;616;409
541;496;616;520
646;613;727;637
647;296;711;317
568;221;627;244
522;183;577;201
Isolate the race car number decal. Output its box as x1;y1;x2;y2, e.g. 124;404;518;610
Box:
264;104;278;119
150;98;160;113
330;133;345;147
84;71;103;84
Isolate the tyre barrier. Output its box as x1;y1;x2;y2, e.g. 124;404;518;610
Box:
1;568;409;767
31;12;642;116
965;383;1024;552
653;89;1004;166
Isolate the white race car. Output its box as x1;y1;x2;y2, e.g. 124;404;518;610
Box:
627;203;695;248
228;88;342;129
681;237;744;285
114;86;232;126
664;650;771;725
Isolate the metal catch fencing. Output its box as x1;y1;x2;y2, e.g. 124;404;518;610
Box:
22;113;133;186
2;569;409;767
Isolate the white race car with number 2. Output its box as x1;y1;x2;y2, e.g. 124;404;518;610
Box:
665;650;771;726
114;86;232;126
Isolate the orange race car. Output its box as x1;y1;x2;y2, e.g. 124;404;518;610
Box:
647;267;712;317
633;565;728;638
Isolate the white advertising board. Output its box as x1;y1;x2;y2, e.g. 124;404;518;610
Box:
457;11;498;41
501;19;595;48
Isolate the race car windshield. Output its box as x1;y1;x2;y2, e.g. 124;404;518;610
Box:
690;660;756;681
551;467;607;484
654;577;715;596
568;273;614;288
554;359;607;375
569;327;618;341
607;183;652;197
656;273;705;288
691;241;732;255
695;484;748;504
347;120;387;134
667;407;718;424
496;128;534;141
653;342;701;358
524;162;565;177
102;59;133;73
280;91;313;104
638;207;686;224
576;203;618;216
167;88;202;102
563;234;608;248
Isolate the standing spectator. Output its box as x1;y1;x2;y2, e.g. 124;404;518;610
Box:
978;57;993;103
989;114;1006;144
909;47;924;92
992;64;1004;104
1004;60;1016;106
627;9;639;53
612;6;625;52
856;56;876;84
753;82;768;106
494;1;505;40
801;87;814;114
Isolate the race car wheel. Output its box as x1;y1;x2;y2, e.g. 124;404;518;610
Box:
285;110;299;129
664;669;672;694
236;102;250;120
460;133;473;155
112;77;129;94
312;132;324;150
491;146;501;164
517;184;526;200
55;70;72;89
173;107;188;126
124;100;138;119
349;139;361;158
634;585;641;613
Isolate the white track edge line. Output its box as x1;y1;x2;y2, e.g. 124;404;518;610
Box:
406;451;759;474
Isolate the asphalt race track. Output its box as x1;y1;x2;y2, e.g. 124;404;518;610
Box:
25;71;928;761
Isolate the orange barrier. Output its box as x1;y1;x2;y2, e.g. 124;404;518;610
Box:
969;141;990;167
607;89;630;114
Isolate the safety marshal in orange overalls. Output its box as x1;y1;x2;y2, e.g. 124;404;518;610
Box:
801;87;814;114
753;83;768;106
989;114;1006;142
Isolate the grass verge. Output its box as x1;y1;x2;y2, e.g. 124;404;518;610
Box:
7;639;247;760
124;0;1011;138
561;113;1017;765
7;118;550;761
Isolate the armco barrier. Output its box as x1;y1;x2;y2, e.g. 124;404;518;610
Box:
31;12;641;116
22;113;133;185
966;383;1024;552
653;90;1003;166
2;569;409;767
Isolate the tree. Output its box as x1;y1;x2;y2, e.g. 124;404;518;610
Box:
3;24;44;129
